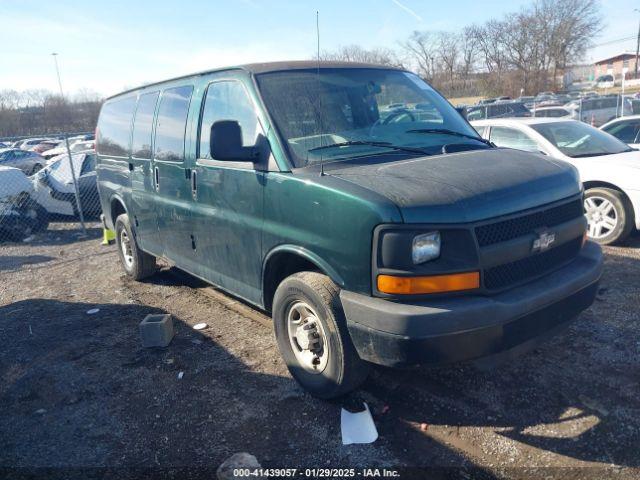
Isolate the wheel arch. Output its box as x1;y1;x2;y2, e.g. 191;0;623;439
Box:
583;180;638;232
262;245;345;312
109;195;128;230
583;181;635;211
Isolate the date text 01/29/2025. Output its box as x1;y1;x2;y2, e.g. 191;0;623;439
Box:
232;468;400;477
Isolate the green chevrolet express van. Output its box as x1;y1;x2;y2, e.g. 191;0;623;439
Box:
96;62;603;398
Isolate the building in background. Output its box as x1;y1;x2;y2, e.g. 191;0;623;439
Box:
594;52;638;80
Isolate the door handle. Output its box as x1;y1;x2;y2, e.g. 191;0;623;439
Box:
191;170;197;197
154;166;159;191
128;162;134;172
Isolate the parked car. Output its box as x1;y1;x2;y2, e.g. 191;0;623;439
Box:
96;61;602;398
31;140;61;154
596;74;615;89
472;117;640;245
517;96;536;108
15;138;51;150
0;166;49;241
466;101;531;120
0;148;45;174
42;140;95;160
531;106;573;118
600;115;640;149
565;95;633;126
32;151;100;217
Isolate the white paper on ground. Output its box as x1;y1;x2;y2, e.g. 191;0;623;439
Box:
341;402;378;445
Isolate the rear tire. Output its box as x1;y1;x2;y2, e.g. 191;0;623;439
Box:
272;271;369;399
584;188;633;245
115;213;156;280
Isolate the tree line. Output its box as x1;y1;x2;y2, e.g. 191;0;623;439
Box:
0;89;102;138
321;0;602;98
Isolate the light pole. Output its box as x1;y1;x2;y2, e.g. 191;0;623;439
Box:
51;52;64;95
50;52;87;235
635;9;640;78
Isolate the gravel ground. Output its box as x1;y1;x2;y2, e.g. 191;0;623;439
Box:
0;222;639;479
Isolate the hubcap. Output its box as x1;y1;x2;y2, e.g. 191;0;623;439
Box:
286;301;329;374
584;196;618;240
120;229;134;268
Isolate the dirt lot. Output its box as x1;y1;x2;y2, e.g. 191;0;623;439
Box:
1;222;639;479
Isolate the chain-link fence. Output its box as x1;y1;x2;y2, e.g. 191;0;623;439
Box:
0;132;100;243
464;93;640;126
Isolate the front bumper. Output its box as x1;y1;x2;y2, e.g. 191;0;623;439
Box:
341;241;603;367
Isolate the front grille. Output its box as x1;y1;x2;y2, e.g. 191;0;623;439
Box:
475;199;583;247
484;237;583;290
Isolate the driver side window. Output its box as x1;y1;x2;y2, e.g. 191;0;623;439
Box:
490;126;540;153
199;80;261;160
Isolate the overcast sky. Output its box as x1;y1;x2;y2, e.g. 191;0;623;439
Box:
0;0;637;97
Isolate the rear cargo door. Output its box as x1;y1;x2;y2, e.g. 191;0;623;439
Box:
129;91;162;254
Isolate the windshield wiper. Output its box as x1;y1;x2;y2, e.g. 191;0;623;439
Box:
407;128;494;146
308;140;427;155
570;152;612;158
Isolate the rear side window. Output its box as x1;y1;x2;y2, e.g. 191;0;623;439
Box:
97;96;136;157
489;126;539;152
199;81;260;159
131;91;159;159
155;86;193;162
474;125;486;136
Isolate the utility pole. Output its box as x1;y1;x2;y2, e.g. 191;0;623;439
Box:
50;52;87;236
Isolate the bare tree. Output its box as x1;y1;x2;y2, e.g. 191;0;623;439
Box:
437;32;460;90
401;31;439;81
320;45;404;68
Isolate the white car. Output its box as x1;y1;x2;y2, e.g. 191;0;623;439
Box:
15;138;52;150
31;151;99;217
472;118;640;245
42;140;95;160
600;115;640;149
0;166;49;240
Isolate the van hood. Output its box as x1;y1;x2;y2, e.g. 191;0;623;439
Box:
323;148;581;223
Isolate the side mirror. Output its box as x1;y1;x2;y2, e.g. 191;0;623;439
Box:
210;120;259;162
455;106;467;120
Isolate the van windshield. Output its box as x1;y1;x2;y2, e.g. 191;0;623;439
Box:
256;68;485;167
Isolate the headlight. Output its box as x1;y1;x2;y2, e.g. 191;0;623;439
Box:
412;231;441;264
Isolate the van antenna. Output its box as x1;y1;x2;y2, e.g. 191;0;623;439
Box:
316;10;325;176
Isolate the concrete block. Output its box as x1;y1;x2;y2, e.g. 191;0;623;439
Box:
139;314;174;348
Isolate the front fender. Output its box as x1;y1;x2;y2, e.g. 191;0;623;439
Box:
262;244;346;287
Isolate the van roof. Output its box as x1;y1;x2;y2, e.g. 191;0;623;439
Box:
106;61;405;101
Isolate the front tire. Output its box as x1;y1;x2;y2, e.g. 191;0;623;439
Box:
584;188;633;245
272;272;369;399
115;213;156;280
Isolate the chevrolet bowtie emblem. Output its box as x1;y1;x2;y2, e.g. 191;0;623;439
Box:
532;231;556;253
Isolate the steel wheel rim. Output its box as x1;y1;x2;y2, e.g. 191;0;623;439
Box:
120;229;135;268
286;301;329;374
584;196;618;240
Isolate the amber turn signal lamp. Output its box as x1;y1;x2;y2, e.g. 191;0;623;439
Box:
377;271;480;295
